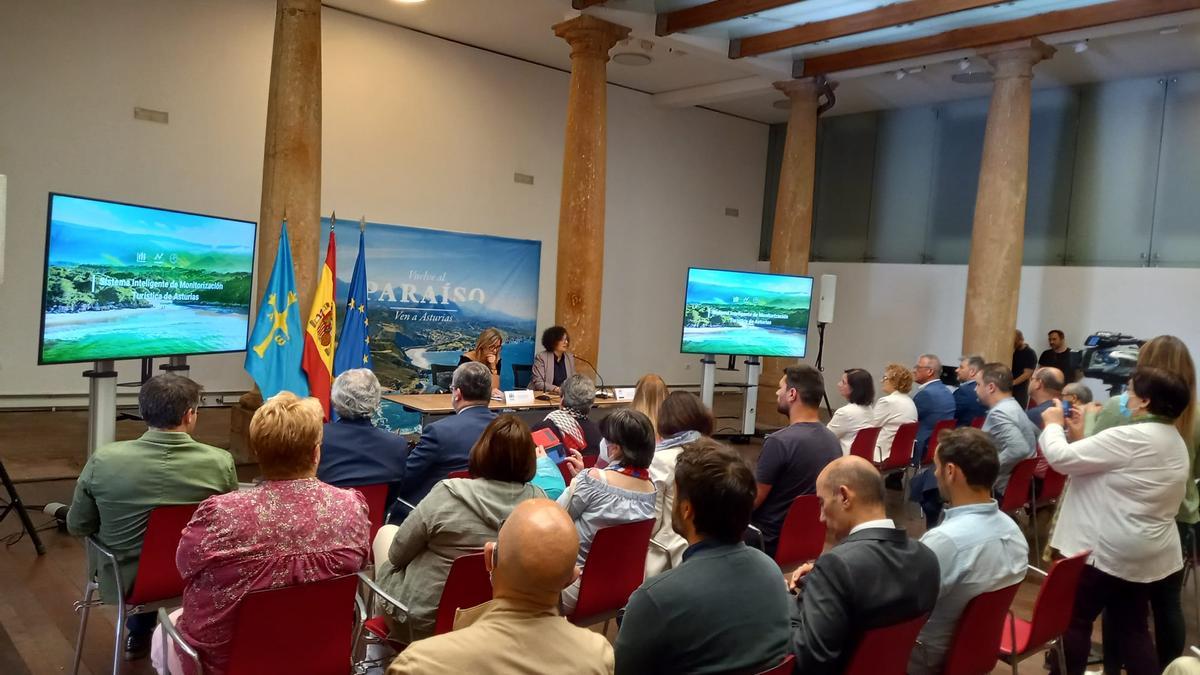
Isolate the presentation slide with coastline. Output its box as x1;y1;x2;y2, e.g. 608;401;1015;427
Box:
39;194;256;364
681;268;812;358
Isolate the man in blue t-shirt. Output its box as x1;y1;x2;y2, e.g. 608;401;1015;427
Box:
751;364;842;557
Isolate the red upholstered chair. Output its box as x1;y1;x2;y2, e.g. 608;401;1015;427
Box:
844;613;929;675
878;422;918;472
970;416;986;428
999;552;1089;675
773;495;825;570
754;654;795;675
922;419;959;466
349;483;390;545
998;458;1039;514
72;503;199;675
935;582;1023;675
568;519;655;631
447;469;472;480
848;426;882;462
159;573;360;675
583;455;598;469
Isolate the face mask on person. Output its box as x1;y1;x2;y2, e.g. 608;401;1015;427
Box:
599;438;616;465
1119;391;1132;417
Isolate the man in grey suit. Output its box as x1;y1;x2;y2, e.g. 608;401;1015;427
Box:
788;456;940;675
975;362;1038;497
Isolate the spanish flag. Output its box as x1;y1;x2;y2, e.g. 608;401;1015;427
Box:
302;222;337;420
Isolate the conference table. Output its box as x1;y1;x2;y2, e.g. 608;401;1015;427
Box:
383;392;629;428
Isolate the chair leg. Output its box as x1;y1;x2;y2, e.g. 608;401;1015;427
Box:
1010;655;1019;675
1054;639;1068;675
112;598;126;675
71;582;97;675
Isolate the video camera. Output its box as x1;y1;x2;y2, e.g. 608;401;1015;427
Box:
1081;331;1145;392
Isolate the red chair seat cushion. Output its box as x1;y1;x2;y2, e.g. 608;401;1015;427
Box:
999;616;1033;656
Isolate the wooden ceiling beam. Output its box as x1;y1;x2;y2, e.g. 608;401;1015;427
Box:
799;0;1200;76
730;0;997;59
571;0;610;9
656;0;800;37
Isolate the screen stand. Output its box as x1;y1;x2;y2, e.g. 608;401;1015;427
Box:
741;356;761;437
84;360;118;457
815;322;833;417
700;354;717;409
160;355;190;375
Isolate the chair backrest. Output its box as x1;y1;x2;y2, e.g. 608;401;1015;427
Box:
431;363;456;391
126;503;200;606
512;363;533;389
1024;552;1089;650
970;416;986;428
570;519;655;623
433;552;493;634
226;574;359;675
349;483;390;544
849;426;882;462
879;422;919;471
941;582;1023;675
998;458;1039;512
774;495;825;569
754;654;796;675
844;613;928;675
923;419;959;465
1039;466;1068;504
447;469;472;480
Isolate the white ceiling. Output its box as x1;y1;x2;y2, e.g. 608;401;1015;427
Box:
324;0;1200;123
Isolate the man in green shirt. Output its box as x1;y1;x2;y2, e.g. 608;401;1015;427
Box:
61;374;237;660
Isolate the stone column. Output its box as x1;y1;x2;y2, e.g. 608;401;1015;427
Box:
552;15;630;369
756;78;823;428
234;0;322;461
961;39;1054;364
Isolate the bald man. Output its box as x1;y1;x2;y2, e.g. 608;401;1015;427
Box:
385;499;613;675
1026;366;1065;429
787;456;940;674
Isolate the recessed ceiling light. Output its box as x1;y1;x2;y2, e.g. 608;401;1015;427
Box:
612;52;652;66
393;0;425;4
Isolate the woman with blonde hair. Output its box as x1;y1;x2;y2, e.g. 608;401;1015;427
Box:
871;363;917;463
631;373;669;438
459;327;504;392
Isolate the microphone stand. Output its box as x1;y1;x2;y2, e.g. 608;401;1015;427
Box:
536;355;553;401
574;354;610;399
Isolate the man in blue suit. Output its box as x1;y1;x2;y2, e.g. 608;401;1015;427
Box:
318;369;410;504
911;354;955;465
953;355;988;428
395;361;496;513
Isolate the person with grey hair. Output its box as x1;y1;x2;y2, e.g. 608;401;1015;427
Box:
954;355;988;427
912;353;955;464
318;369;410;504
396;361;498;510
531;374;603;460
1063;382;1094;406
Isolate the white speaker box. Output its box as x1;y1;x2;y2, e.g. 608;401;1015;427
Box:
817;274;836;324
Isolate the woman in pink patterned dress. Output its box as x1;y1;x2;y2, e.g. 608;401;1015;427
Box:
152;392;370;675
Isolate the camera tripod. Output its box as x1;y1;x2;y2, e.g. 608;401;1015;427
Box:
0;456;46;555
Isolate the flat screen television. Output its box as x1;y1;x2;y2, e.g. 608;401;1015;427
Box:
38;193;257;365
680;267;813;358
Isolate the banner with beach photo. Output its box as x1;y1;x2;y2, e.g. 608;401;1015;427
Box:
328;217;541;433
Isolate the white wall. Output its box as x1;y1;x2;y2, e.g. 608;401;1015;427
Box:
0;1;767;405
806;262;1200;402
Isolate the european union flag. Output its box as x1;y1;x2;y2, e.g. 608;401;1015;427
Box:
334;227;372;374
245;221;309;399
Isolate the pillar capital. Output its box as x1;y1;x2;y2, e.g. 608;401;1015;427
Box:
772;77;823;102
981;38;1055;80
553;14;630;61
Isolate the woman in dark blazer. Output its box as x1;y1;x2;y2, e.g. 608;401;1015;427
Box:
529;325;576;395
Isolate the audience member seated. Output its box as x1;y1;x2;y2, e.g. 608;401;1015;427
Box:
374;415;547;642
630;373;669;439
1012;330;1038;408
617;439;789;674
558;409;657;615
787;456;939;674
826;368;875;455
645;391;714;577
908;428;1028;675
151;392;369;675
751;365;841;558
871;363;918;463
529;325;575;395
953;355;988;428
1025;366;1065;429
396;362;496;512
65;374;236;661
318;369;409;503
975;363;1037;496
458;327;504;393
531;374;602;459
912;354;956;464
1039;329;1081;383
1041;366;1191;675
1062;382;1094;408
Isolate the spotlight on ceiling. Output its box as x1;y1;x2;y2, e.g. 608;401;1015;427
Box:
958;58;971;71
894;70;906;80
1159;26;1181;35
1073;40;1089;53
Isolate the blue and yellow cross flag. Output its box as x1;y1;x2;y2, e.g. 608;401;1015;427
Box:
333;219;372;375
245;220;309;399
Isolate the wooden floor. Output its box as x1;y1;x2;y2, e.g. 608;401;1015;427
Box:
0;407;1196;673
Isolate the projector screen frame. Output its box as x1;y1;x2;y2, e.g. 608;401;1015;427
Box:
679;266;815;360
37;191;258;366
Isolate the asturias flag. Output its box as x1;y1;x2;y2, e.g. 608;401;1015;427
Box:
245;221;309;400
303;227;337;420
333;225;372;375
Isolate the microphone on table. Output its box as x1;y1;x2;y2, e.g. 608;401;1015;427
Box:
573;353;611;399
536;367;552;402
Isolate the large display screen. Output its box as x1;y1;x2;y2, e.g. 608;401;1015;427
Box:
39;193;257;364
680;267;813;358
